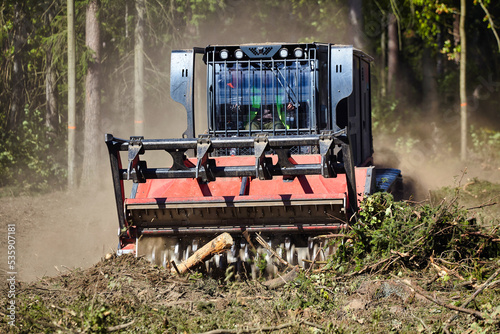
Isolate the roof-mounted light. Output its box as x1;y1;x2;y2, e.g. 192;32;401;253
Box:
234;49;244;59
279;48;289;58
294;47;304;58
220;49;229;60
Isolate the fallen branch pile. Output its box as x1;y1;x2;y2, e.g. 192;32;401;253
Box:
327;192;500;276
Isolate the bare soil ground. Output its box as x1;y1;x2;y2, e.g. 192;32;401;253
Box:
0;167;499;333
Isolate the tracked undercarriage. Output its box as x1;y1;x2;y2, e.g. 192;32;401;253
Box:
106;43;402;277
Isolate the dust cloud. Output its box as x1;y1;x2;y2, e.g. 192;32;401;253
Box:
132;1;353;158
8;2;498;282
373;118;500;201
0;183;117;282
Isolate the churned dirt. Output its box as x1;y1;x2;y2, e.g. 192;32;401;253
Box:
1;253;498;333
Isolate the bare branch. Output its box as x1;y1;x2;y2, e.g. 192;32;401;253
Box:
478;0;500;52
254;233;293;268
443;265;500;331
392;275;484;319
196;322;299;334
107;320;135;332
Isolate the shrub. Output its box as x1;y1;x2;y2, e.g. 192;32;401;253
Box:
0;107;66;194
470;126;500;167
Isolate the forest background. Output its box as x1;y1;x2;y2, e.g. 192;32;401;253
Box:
1;0;500;193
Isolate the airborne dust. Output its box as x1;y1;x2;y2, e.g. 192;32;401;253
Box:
2;1;499;282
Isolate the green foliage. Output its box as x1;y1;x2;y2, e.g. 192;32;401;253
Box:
412;0;456;51
394;136;420;153
371;96;402;134
84;305;113;333
0;107;66;194
278;271;336;311
471;126;500;165
0;0;70;194
441;39;461;61
329;192;500;276
255;252;268;275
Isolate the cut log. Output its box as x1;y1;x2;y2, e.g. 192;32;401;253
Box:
263;267;300;289
171;233;233;275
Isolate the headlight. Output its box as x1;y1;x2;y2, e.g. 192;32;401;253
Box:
220;49;229;60
279;48;289;58
294;48;304;58
234;49;244;59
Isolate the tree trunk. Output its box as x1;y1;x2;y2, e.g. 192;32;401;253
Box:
125;1;129;39
460;0;467;161
380;12;387;99
387;13;398;97
81;0;101;186
422;48;438;115
45;51;58;132
45;6;58;133
134;0;145;136
8;3;27;131
348;0;364;49
67;0;77;189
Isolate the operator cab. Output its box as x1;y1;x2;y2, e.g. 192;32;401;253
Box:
171;43;374;166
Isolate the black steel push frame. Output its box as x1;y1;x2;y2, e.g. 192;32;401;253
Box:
105;130;359;234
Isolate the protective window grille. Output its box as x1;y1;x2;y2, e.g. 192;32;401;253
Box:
207;51;317;140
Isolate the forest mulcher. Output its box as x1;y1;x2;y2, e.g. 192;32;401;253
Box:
105;42;403;278
2;191;499;333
